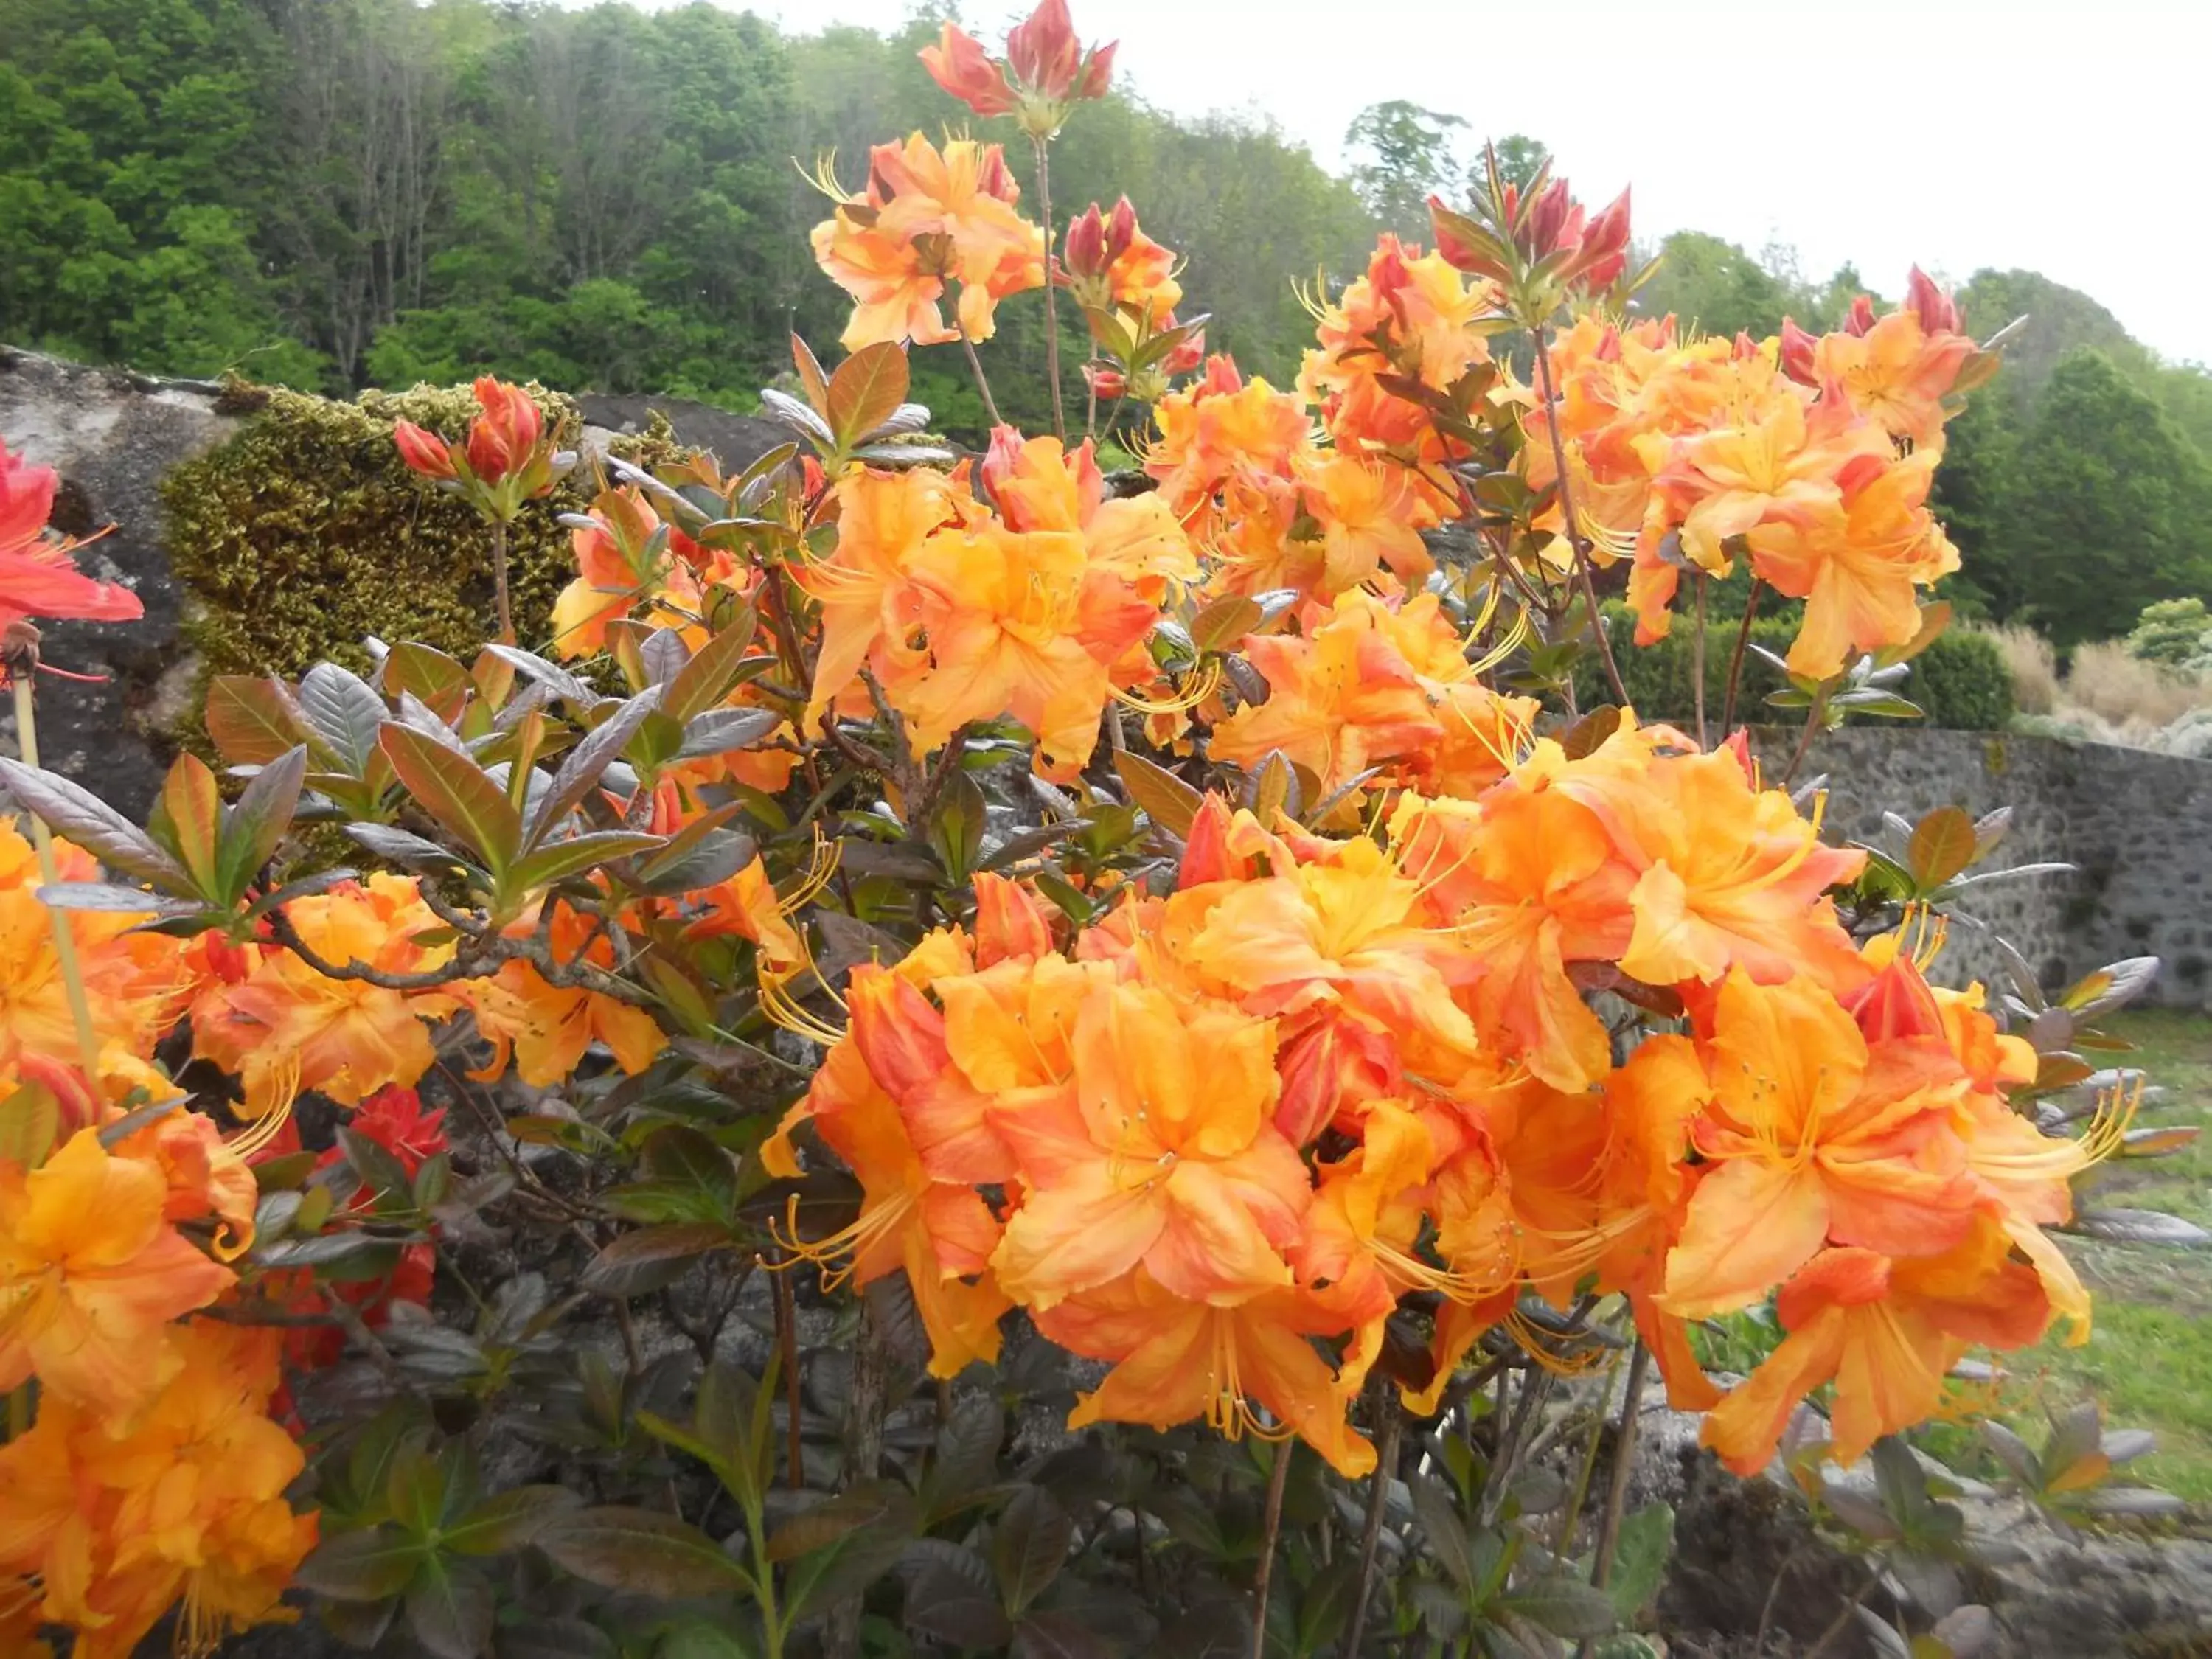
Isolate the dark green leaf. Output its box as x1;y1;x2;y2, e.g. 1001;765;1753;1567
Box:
1907;806;1977;891
2071;1208;2210;1246
218;744;307;900
295;1526;422;1601
992;1486;1074;1617
406;1557;495;1659
580;1222;729;1297
1409;1479;1477;1591
905;1550;1012;1648
1603;1503;1674;1621
526;692;664;849
444;1485;582;1557
827;342;911;445
0;758;191;890
507;830;664;895
206;675;313;765
1497;1576;1620;1639
1012;1611;1115;1659
536;1506;751;1596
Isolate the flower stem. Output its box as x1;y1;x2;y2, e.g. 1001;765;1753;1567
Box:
957;321;1004;428
1033;136;1067;442
1251;1439;1294;1659
1719;579;1765;737
1692;573;1709;751
1343;1394;1401;1659
1588;1341;1649;1592
490;518;515;644
1529;321;1628;709
13;675;104;1091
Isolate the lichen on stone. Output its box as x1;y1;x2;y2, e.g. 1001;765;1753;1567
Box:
159;380;686;745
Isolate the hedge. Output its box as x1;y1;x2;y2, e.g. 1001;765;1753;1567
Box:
1573;605;2015;731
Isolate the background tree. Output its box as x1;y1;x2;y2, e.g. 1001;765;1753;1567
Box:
1344;99;1467;236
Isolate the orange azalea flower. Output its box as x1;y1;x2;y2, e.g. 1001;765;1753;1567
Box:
1059;197;1183;332
1037;1267;1376;1477
765;974;1010;1379
1293;451;1438;592
1659;970;1978;1322
0;1321;314;1658
103;1105;258;1261
1811;276;1974;452
464;902;663;1088
811;134;1045;349
1552;734;1868;992
1393;786;1635;1093
0;1128;232;1414
1143;355;1314;526
799;465;973;737
1701;1216;2049;1473
681;853;806;974
989;979;1309;1308
193;874;461;1118
1745;448;1958;679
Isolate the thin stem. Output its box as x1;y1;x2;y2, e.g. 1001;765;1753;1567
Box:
1086;375;1099;443
1552;1348;1623;1559
490;518;515;644
1343;1395;1402;1659
1588;1341;1651;1593
1804;1568;1880;1659
1718;579;1765;737
1691;573;1709;751
1033;136;1066;442
13;675;103;1091
1781;685;1831;788
1251;1440;1294;1659
1529;321;1628;708
773;1259;804;1489
958;323;1004;428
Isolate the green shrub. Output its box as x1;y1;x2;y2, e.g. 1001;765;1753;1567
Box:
2126;597;2212;667
1576;605;2015;730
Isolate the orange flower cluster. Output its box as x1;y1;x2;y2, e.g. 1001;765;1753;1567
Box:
811;134;1046;352
1524;273;1987;677
768;719;2098;1478
1210;588;1537;801
801;431;1196;779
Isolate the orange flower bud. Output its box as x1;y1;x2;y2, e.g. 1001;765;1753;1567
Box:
392;419;459;482
1082;363;1127;399
1845;293;1877;336
919;21;1018;117
1075;38;1116;100
1062;203;1109;278
1161;325;1206;376
1779;316;1820;383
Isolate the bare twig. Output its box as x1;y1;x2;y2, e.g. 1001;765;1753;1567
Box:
1588;1341;1651;1593
490;518;515;644
1692;572;1709;749
1719;579;1765;736
1343;1394;1402;1659
773;1258;804;1489
1251;1439;1295;1659
1032;136;1066;442
1529;321;1628;707
957;322;1003;428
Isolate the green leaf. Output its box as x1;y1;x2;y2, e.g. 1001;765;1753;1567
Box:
525;692;665;849
827;341;911;446
536;1506;751;1597
1409;1479;1477;1592
443;1485;582;1557
792;333;832;414
206;675;314;765
1012;1612;1115;1659
903;1549;1013;1649
990;1485;1073;1616
779;1491;918;1624
0;758;192;891
218;745;307;901
663;613;763;728
580;1222;730;1297
1604;1503;1674;1621
339;1126;416;1211
405;1557;495;1659
0;1079;60;1169
1113;751;1203;839
386;1444;470;1536
295;1526;423;1601
154;752;224;895
1295;1556;1363;1654
930;768;987;880
1189;594;1263;655
378;722;522;878
1907;806;1978;891
768;1488;906;1564
345;822;472;874
2070;1208;2211;1246
507;830;664;896
1497;1576;1621;1640
301;662;392;777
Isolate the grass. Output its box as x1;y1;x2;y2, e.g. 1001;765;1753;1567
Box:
1998;1009;2212;1503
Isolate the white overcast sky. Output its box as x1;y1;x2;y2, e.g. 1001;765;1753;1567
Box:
630;0;2212;365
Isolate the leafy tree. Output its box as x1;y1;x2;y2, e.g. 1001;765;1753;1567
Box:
1345;100;1467;235
2000;349;2212;644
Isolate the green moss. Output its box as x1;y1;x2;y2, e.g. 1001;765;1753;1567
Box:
159;380;688;744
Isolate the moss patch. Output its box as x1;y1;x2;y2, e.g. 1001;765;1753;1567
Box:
159;380;686;741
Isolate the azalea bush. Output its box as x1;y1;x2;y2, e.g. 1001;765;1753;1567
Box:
0;6;2198;1657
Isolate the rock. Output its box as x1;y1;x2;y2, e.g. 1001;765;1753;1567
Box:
576;391;784;476
0;346;241;818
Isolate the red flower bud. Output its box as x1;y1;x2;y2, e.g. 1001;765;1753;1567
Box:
981;423;1028;502
1161;327;1206;377
1105;196;1135;264
1063;204;1109;278
1200;354;1244;397
919;21;1018;117
1905;265;1960;334
1779;317;1819;383
975;145;1019;204
1074;39;1116;100
1006;0;1082;99
1529;179;1573;257
392;419;459;483
465;378;542;484
1845;294;1877;337
1581;187;1632;263
1082;363;1127;399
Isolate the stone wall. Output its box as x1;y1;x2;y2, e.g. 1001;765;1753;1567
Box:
1773;726;2212;1009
